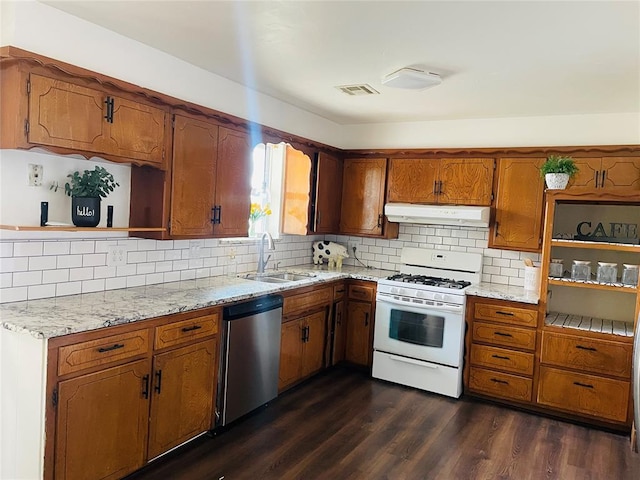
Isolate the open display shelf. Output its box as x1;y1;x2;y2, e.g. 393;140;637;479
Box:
545;311;634;337
551;238;640;253
547;276;638;293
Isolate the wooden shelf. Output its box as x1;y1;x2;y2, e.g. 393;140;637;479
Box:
545;311;633;337
0;225;166;232
548;277;638;293
551;239;640;253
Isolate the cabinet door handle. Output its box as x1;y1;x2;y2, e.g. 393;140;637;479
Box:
494;221;499;238
104;96;114;123
364;312;369;327
601;169;607;186
211;207;216;224
97;343;124;353
433;181;438;195
438;180;443;195
316;211;321;228
594;170;599;188
336;310;342;325
154;370;162;394
493;331;513;338
305;325;310;342
217;205;222;224
491;354;511;360
377;213;383;227
142;374;150;399
490;378;509;385
575;345;597;352
495;311;514;317
181;325;202;333
573;381;594;389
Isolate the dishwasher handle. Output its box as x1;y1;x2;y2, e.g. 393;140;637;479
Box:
223;294;283;320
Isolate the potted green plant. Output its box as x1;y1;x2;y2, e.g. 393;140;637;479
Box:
540;155;579;189
52;166;119;227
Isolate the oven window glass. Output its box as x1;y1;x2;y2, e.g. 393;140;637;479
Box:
389;309;445;348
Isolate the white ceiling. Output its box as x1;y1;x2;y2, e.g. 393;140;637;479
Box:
42;1;640;126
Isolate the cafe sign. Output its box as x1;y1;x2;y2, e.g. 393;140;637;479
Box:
575;221;639;244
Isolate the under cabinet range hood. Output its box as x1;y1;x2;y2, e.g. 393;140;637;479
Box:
384;203;490;227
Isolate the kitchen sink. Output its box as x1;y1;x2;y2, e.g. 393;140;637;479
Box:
244;272;315;283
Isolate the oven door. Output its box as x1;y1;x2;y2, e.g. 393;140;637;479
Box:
374;294;465;368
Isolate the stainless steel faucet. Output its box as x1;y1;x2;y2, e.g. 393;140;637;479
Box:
257;232;275;273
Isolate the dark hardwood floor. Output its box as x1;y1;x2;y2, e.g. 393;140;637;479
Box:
127;367;640;480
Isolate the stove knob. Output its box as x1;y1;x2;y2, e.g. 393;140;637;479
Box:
434;293;445;301
391;287;399;294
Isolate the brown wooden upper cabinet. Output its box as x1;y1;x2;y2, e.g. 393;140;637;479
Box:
169;114;252;237
489;158;545;252
340;158;398;238
281;149;343;235
387;158;494;206
23;73;167;168
569;157;640;190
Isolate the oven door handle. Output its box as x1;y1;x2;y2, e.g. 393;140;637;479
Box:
389;355;438;369
376;295;463;313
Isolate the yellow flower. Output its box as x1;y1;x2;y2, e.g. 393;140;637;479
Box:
249;203;272;221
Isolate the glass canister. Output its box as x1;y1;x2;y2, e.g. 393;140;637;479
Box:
571;260;591;281
596;262;618;284
549;259;564;278
622;264;639;286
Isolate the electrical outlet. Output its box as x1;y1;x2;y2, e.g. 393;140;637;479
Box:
28;164;43;186
106;245;127;267
189;240;203;258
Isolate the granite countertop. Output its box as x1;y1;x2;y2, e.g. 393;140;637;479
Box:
1;265;539;340
466;282;540;305
0;265;394;340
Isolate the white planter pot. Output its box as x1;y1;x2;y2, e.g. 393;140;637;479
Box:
545;173;570;190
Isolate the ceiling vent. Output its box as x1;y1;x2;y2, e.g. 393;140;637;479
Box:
336;84;380;96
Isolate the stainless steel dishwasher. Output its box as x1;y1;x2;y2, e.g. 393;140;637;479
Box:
217;294;283;426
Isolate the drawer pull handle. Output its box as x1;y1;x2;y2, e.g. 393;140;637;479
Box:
575;345;597;352
573;381;594;389
494;331;513;337
491;354;511;360
142;374;150;399
97;343;125;353
181;325;202;333
495;311;514;316
490;378;509;385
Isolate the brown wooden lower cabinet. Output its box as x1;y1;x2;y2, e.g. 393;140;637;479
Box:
147;339;217;459
537;366;630;423
468;366;533;403
345;300;373;366
49;309;220;480
278;310;327;391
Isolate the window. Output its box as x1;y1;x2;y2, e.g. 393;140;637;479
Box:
249;143;285;238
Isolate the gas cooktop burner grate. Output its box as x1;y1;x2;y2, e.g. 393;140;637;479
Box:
385;274;471;289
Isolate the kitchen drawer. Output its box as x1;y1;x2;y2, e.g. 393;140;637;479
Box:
474;302;538;328
540;331;633;378
348;284;374;302
284;287;332;315
58;329;150;376
154;313;219;350
472;321;536;351
333;284;346;301
537;366;630;423
470;344;534;376
468;366;532;403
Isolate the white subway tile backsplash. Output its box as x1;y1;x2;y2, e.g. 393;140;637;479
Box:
126;275;146;288
82;253;106;267
105;277;127;291
145;273;165;285
180;270;196;281
0;243;14;257
57;255;83;269
155;261;173;273
136;263;155;275
0;273;11;288
44;241;70;255
28;284;56;300
147;250;165;262
13;271;43;287
82;279;105;293
94;266;117;279
163;271;181;283
69;267;94;282
43;269;70;284
13;242;44;257
56;282;82;297
0;286;28;302
128;251;148;263
137;239;157;251
116;264;137;276
29;256;58;271
70;241;95;255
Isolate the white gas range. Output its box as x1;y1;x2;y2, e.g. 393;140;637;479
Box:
372;247;483;398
